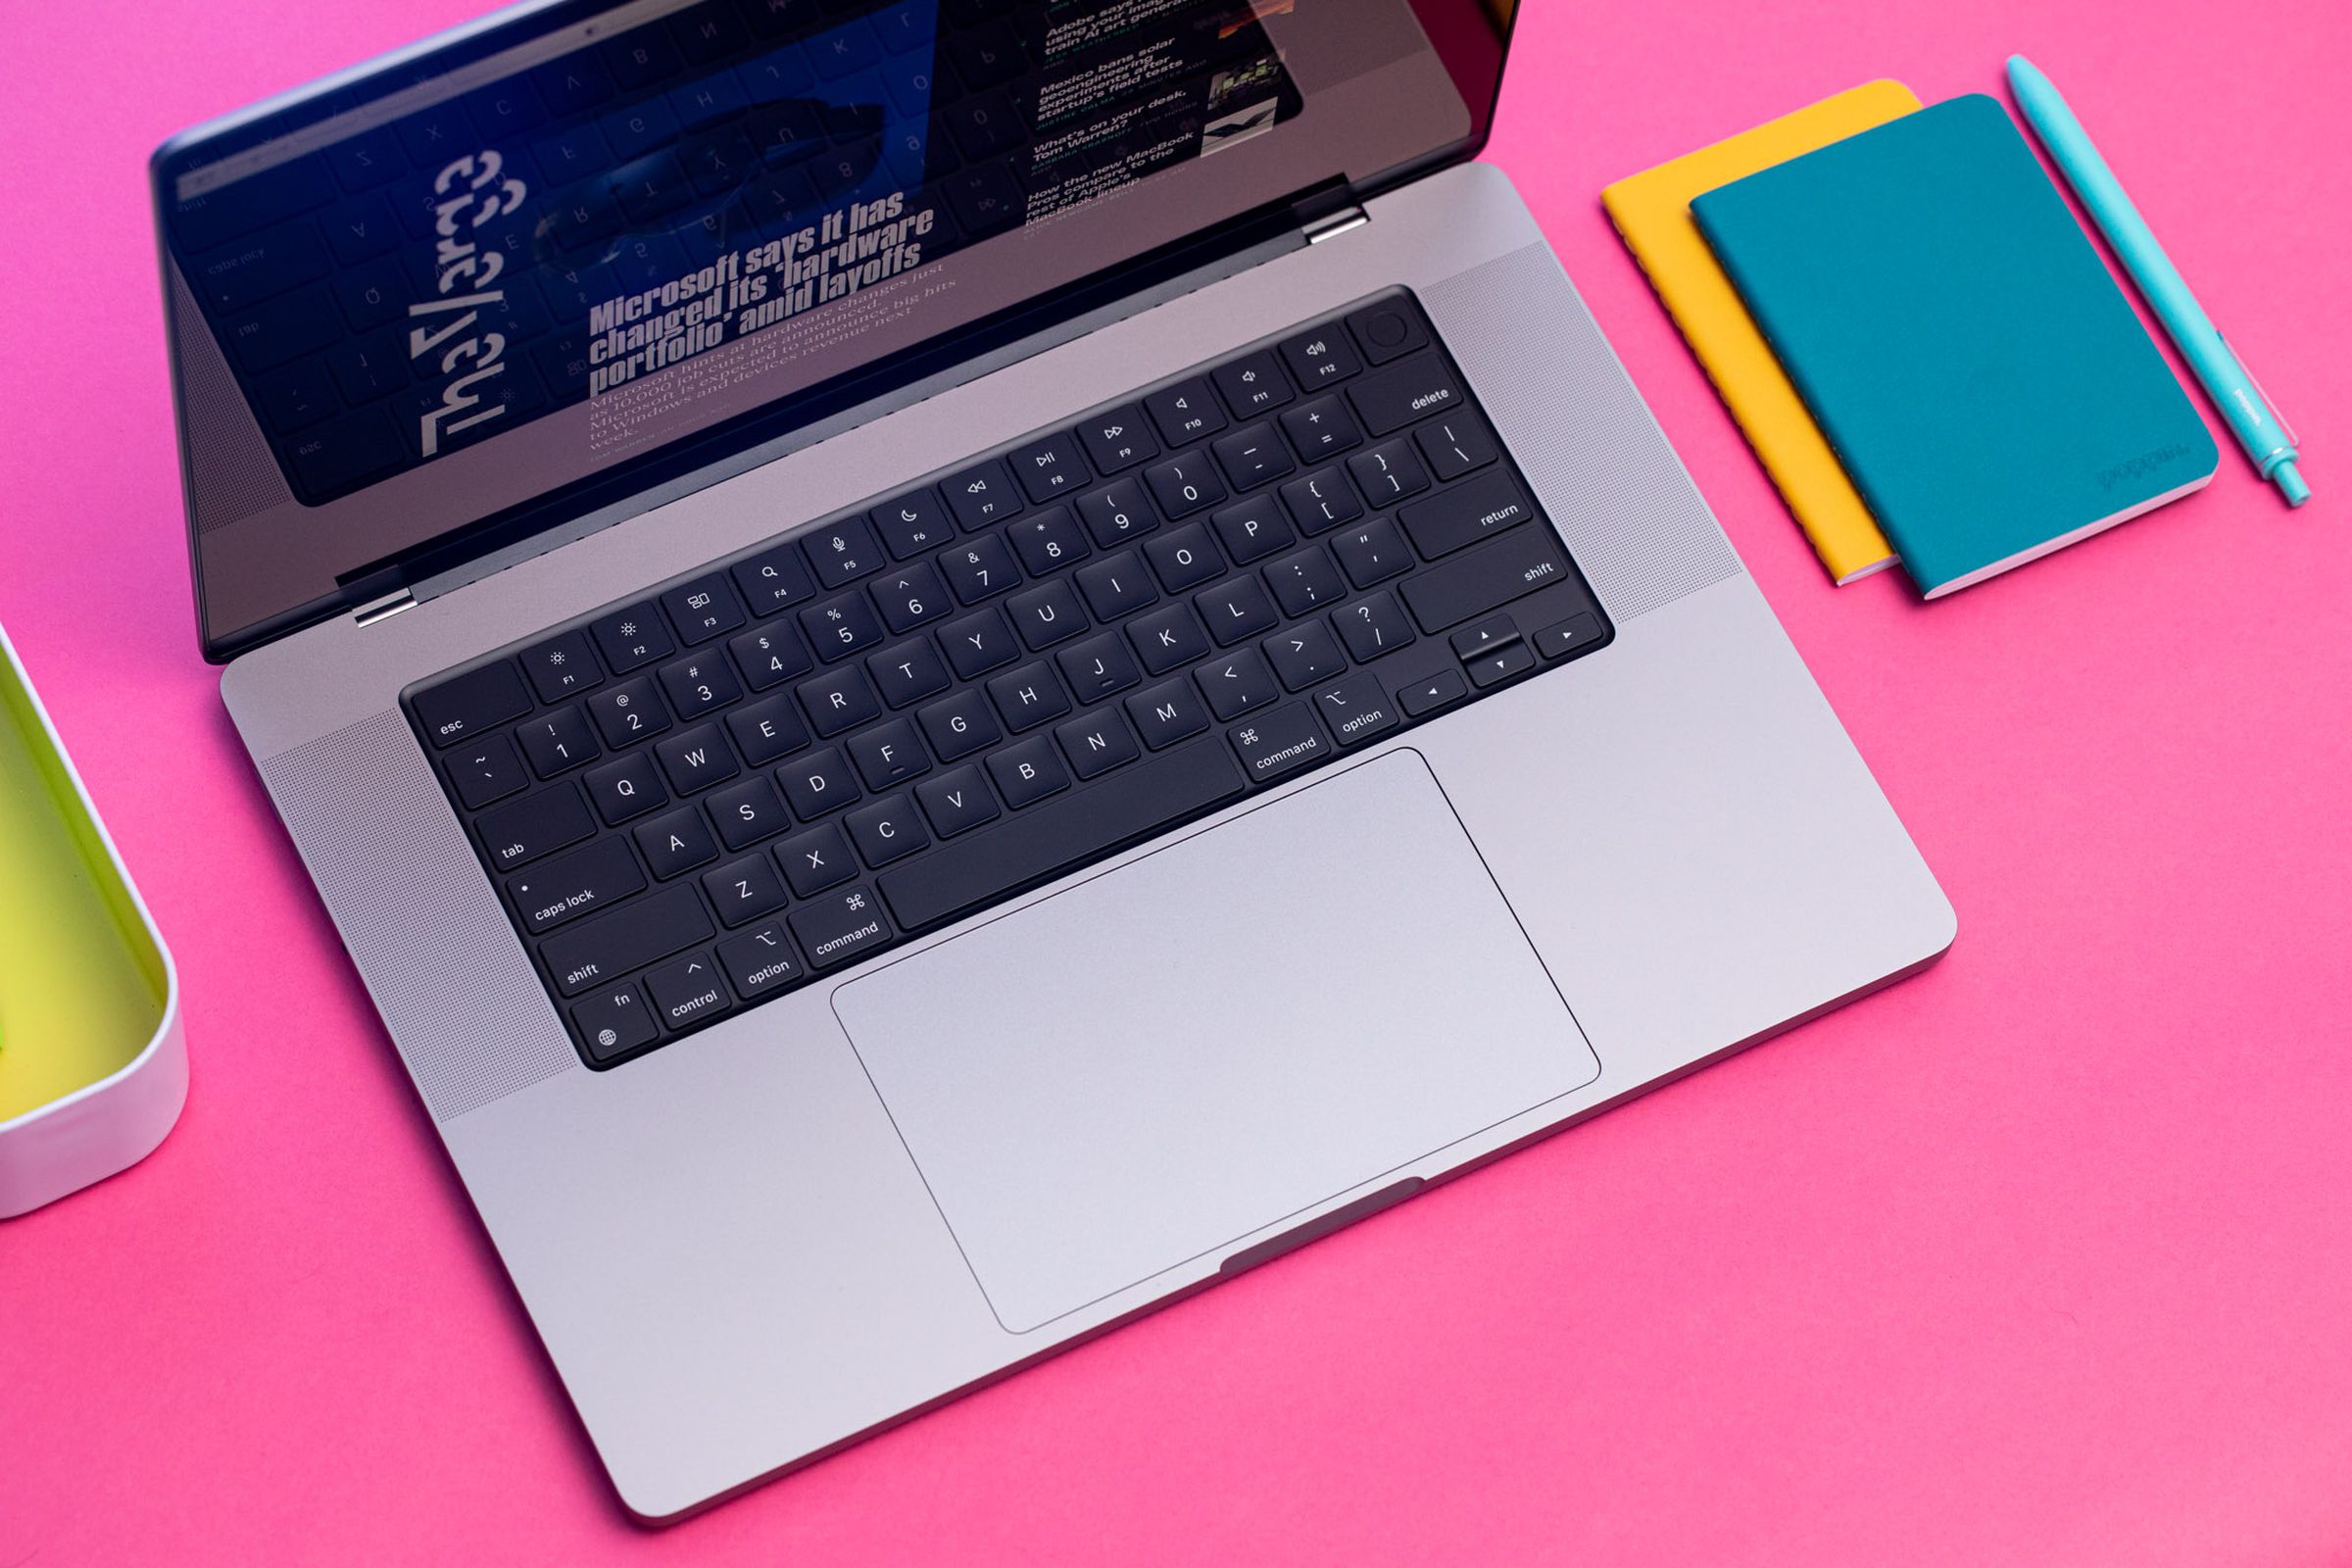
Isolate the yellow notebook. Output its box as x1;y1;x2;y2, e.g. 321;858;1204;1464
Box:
1603;81;1919;584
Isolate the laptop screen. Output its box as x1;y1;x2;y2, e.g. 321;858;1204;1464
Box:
155;0;1516;658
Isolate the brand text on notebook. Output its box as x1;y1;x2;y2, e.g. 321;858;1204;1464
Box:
2097;441;2199;492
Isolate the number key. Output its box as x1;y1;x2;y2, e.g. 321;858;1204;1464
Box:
937;533;1021;603
516;707;601;776
1007;506;1091;575
871;564;950;634
587;676;672;749
659;654;742;718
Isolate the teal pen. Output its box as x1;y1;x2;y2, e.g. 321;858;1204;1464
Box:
2007;55;2310;507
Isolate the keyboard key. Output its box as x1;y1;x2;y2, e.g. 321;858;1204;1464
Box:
1536;612;1607;662
1312;671;1400;747
540;877;711;998
1346;299;1429;365
1397;668;1469;718
1450;613;1522;662
1008;430;1090;501
477;784;595;872
870;564;951;634
285;408;402;496
1209;496;1295;564
1055;709;1140;779
886;738;1246;931
516;708;601;777
1417;412;1499;481
1280;325;1360;390
1075;406;1157;472
847;795;929;865
800;589;886;661
1467;641;1537;689
916;687;1002;760
937;607;1021;680
707;774;792;850
728;624;813;691
805;516;887;587
1399;470;1536;560
1213;351;1292;416
1348;439;1431;506
866;637;953;709
1279;467;1363;534
585;750;667;824
1073;552;1159;621
1055;633;1140;702
1262;622;1348;691
658;654;741;719
1006;578;1090;650
778;747;860;819
1006;507;1091;576
1145;378;1226;446
797;663;883;738
871;489;956;559
1199;648;1280;720
987;735;1070;808
590;605;674;672
1332;591;1418;662
414;661;531;748
938;535;1022;603
732;543;816;614
986;662;1072;731
915;766;1002;838
1280;397;1362;463
572;981;659;1063
1196;576;1280;646
1262;548;1348;617
655;723;739;794
1332;516;1414;588
848;718;930;792
1210;423;1294;491
586;678;669;749
633;807;719;879
703;854;790;926
645;951;734;1028
1126;603;1210;676
1076;478;1158;547
508;838;645;935
944;458;1025;527
1228;703;1331;785
1398;524;1572;632
1143;524;1224;593
789;885;894;970
445;734;526;809
1125;678;1212;750
520;630;604;703
718;921;807;1000
775;822;857;896
1144;453;1226;518
1348;354;1462;436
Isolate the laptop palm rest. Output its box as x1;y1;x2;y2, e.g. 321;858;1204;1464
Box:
831;749;1601;1334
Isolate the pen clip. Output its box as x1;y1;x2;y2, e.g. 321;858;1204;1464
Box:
2217;333;2298;447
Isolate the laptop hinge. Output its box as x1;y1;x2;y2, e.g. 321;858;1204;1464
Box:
1302;205;1369;244
352;587;418;627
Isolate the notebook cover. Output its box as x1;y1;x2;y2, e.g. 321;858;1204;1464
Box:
1690;94;2218;597
1602;82;1917;585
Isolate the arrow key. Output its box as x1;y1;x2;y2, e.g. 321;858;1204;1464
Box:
1467;642;1537;689
1448;612;1521;662
1396;668;1468;718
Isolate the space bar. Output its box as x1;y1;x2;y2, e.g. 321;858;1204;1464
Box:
879;737;1249;931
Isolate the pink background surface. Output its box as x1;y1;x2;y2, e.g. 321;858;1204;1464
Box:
4;0;2348;1559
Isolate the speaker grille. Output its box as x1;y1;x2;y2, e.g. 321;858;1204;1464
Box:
1423;243;1742;620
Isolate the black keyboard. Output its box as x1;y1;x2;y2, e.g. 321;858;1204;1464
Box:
405;290;1612;1067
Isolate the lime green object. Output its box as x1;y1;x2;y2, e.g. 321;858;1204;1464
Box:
0;621;184;1214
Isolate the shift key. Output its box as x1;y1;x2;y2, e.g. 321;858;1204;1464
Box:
1398;524;1572;632
540;884;712;996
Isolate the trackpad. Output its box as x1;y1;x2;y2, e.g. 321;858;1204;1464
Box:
832;750;1599;1333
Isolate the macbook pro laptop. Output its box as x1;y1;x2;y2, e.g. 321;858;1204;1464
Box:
152;0;1954;1521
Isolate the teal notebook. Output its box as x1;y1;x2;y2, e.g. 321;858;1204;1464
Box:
1690;94;2218;597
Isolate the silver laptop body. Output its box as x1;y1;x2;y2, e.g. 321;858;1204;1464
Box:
155;0;1951;1520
